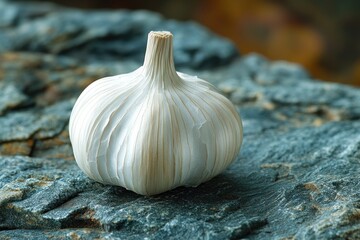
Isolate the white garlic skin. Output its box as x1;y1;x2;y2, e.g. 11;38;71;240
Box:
69;31;243;196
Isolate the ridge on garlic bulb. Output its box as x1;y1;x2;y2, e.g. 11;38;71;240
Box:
69;31;243;196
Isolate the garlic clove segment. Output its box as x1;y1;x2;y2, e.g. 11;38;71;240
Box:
69;31;243;196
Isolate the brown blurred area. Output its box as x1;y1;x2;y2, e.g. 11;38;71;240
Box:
36;0;360;86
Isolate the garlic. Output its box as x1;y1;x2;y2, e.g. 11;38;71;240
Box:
69;31;243;196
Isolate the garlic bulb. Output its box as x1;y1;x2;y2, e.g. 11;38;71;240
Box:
69;31;243;196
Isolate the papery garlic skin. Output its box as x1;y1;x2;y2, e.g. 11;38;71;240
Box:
69;31;243;196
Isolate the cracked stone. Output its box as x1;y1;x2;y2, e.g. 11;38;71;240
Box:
0;83;28;115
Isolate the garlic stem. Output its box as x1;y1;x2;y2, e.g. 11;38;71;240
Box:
143;31;180;87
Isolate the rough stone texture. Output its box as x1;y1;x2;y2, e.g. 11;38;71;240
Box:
1;0;360;239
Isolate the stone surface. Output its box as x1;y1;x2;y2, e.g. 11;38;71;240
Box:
1;0;360;239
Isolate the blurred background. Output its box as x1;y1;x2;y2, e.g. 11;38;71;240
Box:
34;0;360;86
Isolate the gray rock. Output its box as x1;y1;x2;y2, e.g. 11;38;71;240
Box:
0;83;28;115
0;1;237;69
0;99;73;143
1;0;360;239
0;0;59;28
